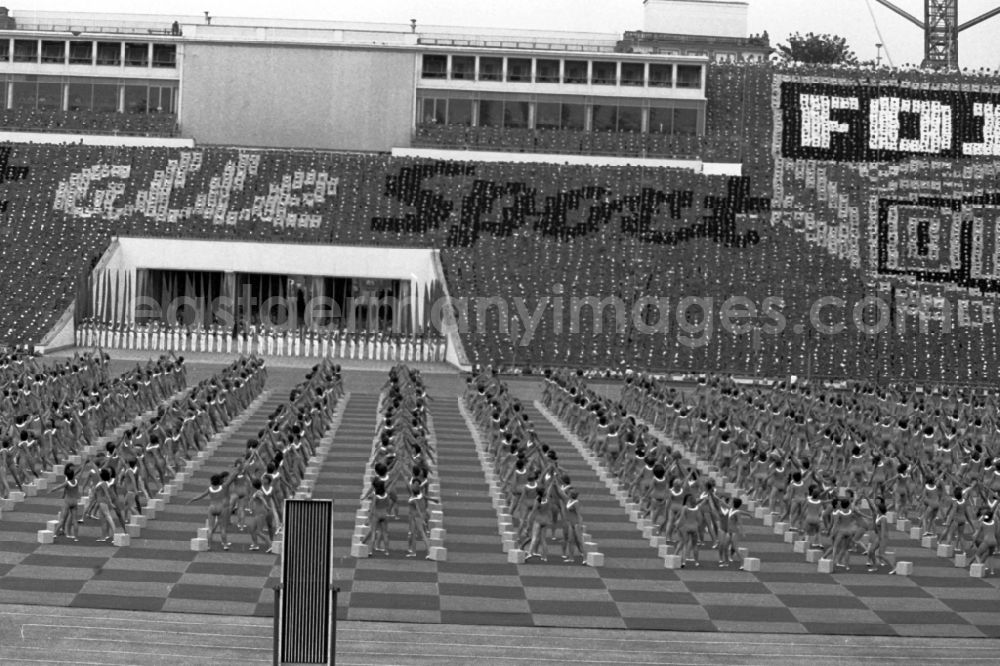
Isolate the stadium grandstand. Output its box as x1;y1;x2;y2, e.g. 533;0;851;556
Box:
2;1;1000;662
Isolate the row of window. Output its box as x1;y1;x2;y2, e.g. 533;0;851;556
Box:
419;96;700;134
0;38;176;68
421;54;703;89
0;76;177;113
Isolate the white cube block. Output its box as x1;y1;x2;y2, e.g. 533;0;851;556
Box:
954;553;969;568
430;528;446;541
793;540;808;553
921;535;938;549
737;547;749;559
909;527;922;540
774;521;789;534
37;529;54;544
429;546;447;561
350;543;369;558
896;518;910;532
584;540;598;553
271;540;283;555
650;535;666;549
0;498;13;511
754;506;766;519
130;515;148;528
126;524;141;538
658;543;675;558
113;533;131;547
8;491;25;503
586;552;605;567
937;544;955;558
664;554;683;569
642;525;655;539
885;511;896;523
763;513;775;527
23;484;38;497
507;549;526;564
34;478;49;491
894;561;913;576
429;537;444;549
970;563;987;578
147;499;164;512
190;537;208;552
67;455;82;465
197;527;210;539
783;530;796;543
46;519;59;532
742;557;761;572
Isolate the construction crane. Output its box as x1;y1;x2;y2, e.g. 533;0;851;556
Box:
873;0;1000;68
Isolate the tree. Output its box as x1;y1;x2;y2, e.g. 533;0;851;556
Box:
775;32;859;65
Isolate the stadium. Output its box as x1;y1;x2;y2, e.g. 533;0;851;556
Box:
0;0;999;663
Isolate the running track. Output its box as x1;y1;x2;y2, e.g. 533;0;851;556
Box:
0;356;998;641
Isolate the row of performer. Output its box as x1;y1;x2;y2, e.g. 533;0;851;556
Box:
75;321;448;362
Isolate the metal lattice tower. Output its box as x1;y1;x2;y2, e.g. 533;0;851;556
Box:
925;0;958;68
875;0;1000;69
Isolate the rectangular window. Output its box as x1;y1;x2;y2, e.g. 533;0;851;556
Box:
592;104;618;131
68;82;92;111
592;61;617;85
619;106;642;132
536;102;561;129
92;83;119;112
0;39;9;62
124;84;148;113
447;98;472;125
36;81;62;110
621;62;645;87
152;43;176;68
0;82;6;109
451;55;474;80
69;41;92;65
649;107;673;134
677;64;702;89
563;103;585;130
420;97;445;124
96;42;121;66
478;99;503;127
504;100;529;128
674;108;698;134
124;43;149;67
649;63;673;87
536;59;559;83
507;58;531;82
155;86;174;113
421;54;447;79
13;39;38;63
41;40;65;64
478;57;502;81
11;80;37;108
564;60;588;84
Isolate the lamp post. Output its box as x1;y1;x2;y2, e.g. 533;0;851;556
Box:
875;43;883;66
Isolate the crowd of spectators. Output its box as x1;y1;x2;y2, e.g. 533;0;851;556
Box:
0;108;179;137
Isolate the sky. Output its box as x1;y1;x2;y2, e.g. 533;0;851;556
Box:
12;0;1000;69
